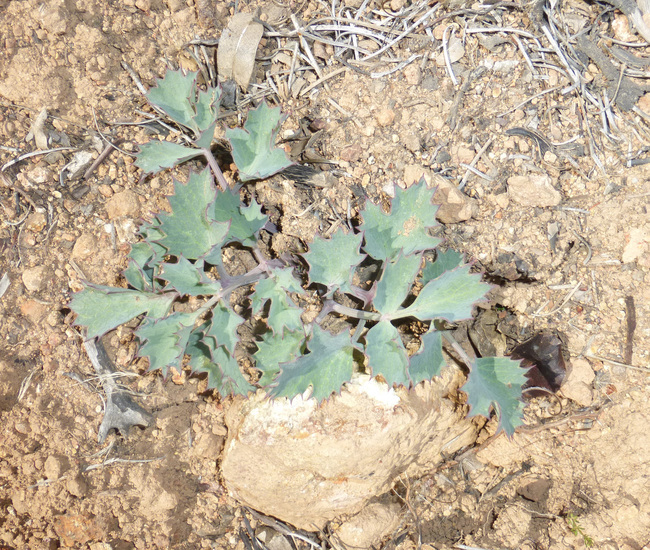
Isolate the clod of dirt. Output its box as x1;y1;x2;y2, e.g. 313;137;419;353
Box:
221;369;477;530
517;478;552;502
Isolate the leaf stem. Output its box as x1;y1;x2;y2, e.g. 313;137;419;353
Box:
442;331;475;370
316;300;381;324
202;148;229;190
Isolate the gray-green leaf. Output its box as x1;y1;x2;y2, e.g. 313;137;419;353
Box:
226;101;293;181
272;326;356;400
393;265;490;322
71;283;174;339
365;321;409;386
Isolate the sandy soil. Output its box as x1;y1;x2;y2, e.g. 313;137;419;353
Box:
0;0;649;548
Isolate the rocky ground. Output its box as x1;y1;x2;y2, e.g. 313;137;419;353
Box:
0;0;649;548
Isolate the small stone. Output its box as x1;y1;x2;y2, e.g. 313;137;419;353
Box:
14;422;30;435
507;174;561;207
11;490;29;515
41;4;69;35
44;455;68;480
340;144;363;163
26;166;54;184
20;299;48;324
66;473;88;498
403;63;421;86
359;123;375;137
25;212;47;232
53;514;108;547
561;358;595;406
622;226;649;264
611;13;636;42
450;145;475;164
170;366;186;385
375;108;395;127
105;190;139;219
432;176;478;223
543;150;558;163
135;0;151;11
404;164;427;186
189;432;225;459
639;93;650;114
72;233;97;260
22;266;47;292
494;193;510;209
97;184;113;198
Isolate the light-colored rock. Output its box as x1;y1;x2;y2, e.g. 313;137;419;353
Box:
622;226;648;264
403;63;421;86
337;501;401;549
375;108;396;127
450;144;475;165
44;455;68;480
639;92;650;114
72;233;97;260
22;266;47;292
221;370;477;530
560;358;595;406
105;190;139;219
25;212;47;232
433;177;478;223
507;174;561;207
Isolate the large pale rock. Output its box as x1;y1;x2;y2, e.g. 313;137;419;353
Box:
221;370;477;530
507;174;561;207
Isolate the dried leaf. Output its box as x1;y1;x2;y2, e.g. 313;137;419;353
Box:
217;13;264;91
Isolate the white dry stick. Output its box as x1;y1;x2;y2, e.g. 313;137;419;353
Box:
443;24;459;86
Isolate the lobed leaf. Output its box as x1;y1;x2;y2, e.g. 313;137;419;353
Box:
193;89;221;134
421;248;464;286
146;69;197;129
408;328;445;385
186;323;254;396
303;228;364;295
210;187;268;247
71;283;174;339
361;179;441;261
364;321;409;386
252;267;304;333
135;140;203;175
206;302;244;353
137;219;167;263
136;311;198;377
254;329;306;386
159;257;221;296
394;265;490;322
226;101;293;181
373;252;421;316
462;356;528;436
272;326;356;400
156;169;230;259
123;242;156;292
